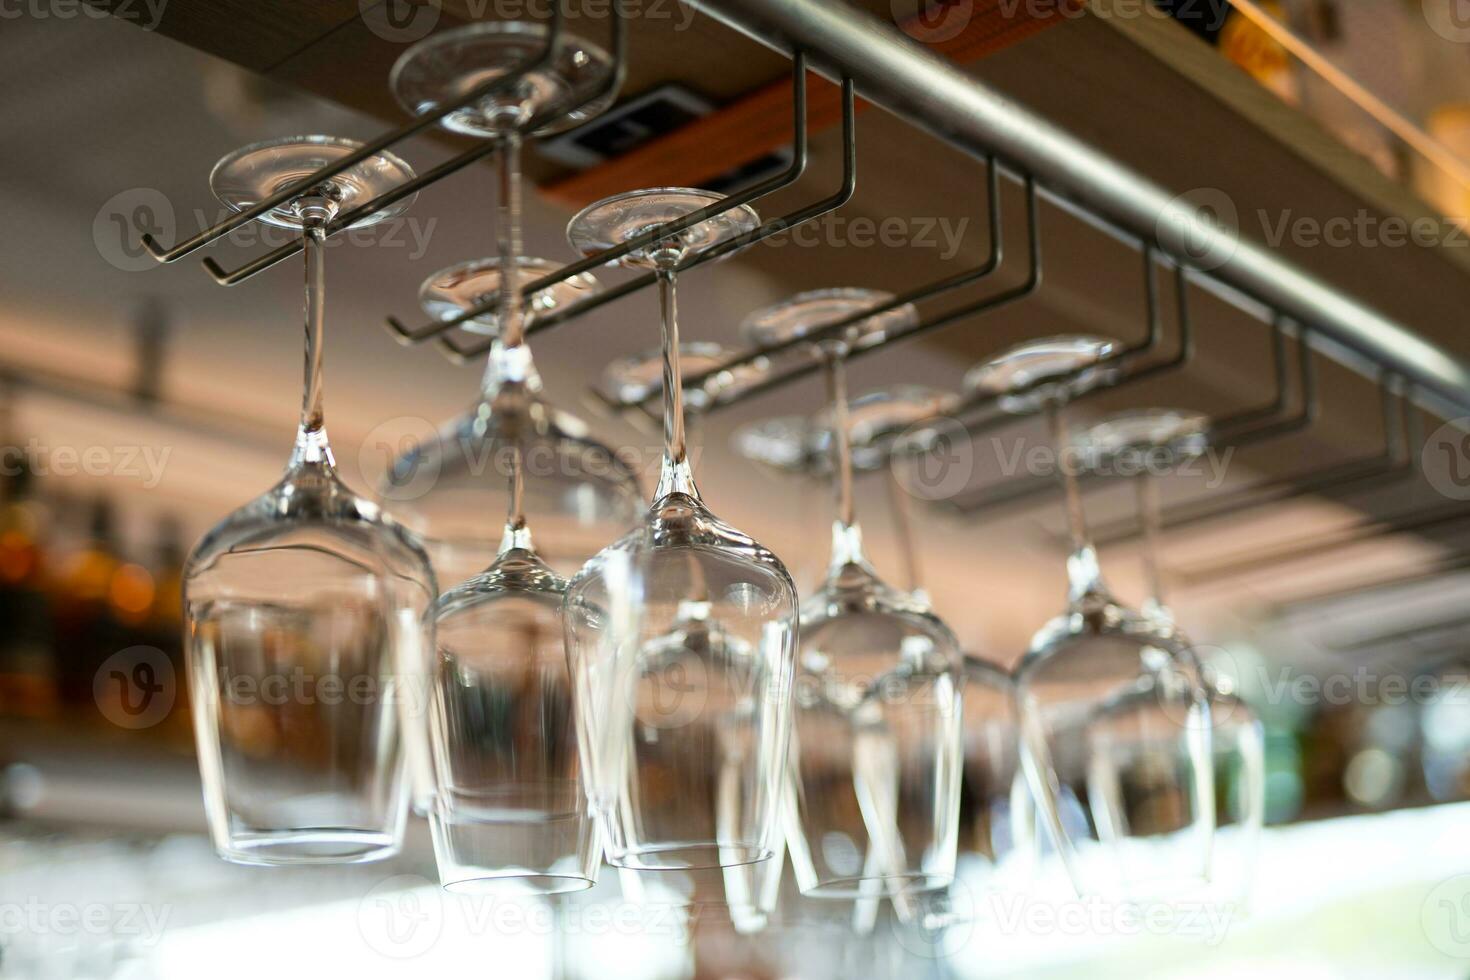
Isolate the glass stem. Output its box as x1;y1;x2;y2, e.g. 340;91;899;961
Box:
483;131;539;395
823;346;866;570
497;446;533;555
494;131;526;353
1135;473;1168;619
291;211;332;468
491;129;534;555
1044;398;1103;603
653;251;698;500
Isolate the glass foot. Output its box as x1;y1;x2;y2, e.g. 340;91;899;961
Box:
1079;408;1211;469
732;415;817;472
965;334;1118;413
419;256;601;335
567;188;760;268
391;22;616;138
742;288;918;351
209;135;416;230
603;342;770;410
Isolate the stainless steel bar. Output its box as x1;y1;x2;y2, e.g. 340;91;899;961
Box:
205;141;500;287
701;173;1041;410
1089;371;1422;545
144;9;562;264
222;8;628;288
688;0;1470;414
653;155;1006;404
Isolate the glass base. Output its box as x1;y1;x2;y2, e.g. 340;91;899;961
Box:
1079;407;1211;469
567;188;760;268
799;871;953;900
964;334;1118;413
419;256;601;335
731;414;817;472
209;136;416;230
603;341;769;409
215;829;400;866
609;842;772;872
441;873;595;896
742;287;918;350
391;22;616;138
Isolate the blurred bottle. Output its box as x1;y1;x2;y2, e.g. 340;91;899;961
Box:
52;498;126;711
143;514;188;739
1218;0;1299;104
0;461;57;718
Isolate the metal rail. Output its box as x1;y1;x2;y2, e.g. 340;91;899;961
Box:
686;0;1470;416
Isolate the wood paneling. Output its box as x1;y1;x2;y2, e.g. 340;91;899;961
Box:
540;0;1073;208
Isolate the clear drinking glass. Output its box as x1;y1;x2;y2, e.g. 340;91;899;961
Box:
382;23;641;587
385;22;636;893
741;289;964;899
184;136;435;865
563;188;799;871
969;337;1216;900
1080;408;1265;908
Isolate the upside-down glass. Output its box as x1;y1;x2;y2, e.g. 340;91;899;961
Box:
564;188;798;871
742;289;964;899
382;22;641;586
388;22;638;893
184;136;436;865
971;337;1215;900
1080;408;1264;908
390;254;604;818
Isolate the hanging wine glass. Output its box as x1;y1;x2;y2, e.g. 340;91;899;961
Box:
742;289;964;900
563;188;798;871
421;253;610;893
386;255;606;819
382;22;641;587
967;336;1215;900
184;136;435;866
1079;408;1264;908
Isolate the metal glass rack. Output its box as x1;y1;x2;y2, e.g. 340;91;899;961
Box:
134;0;1470;537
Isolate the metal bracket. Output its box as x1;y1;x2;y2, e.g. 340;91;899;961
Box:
385;57;858;361
144;8;578;269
